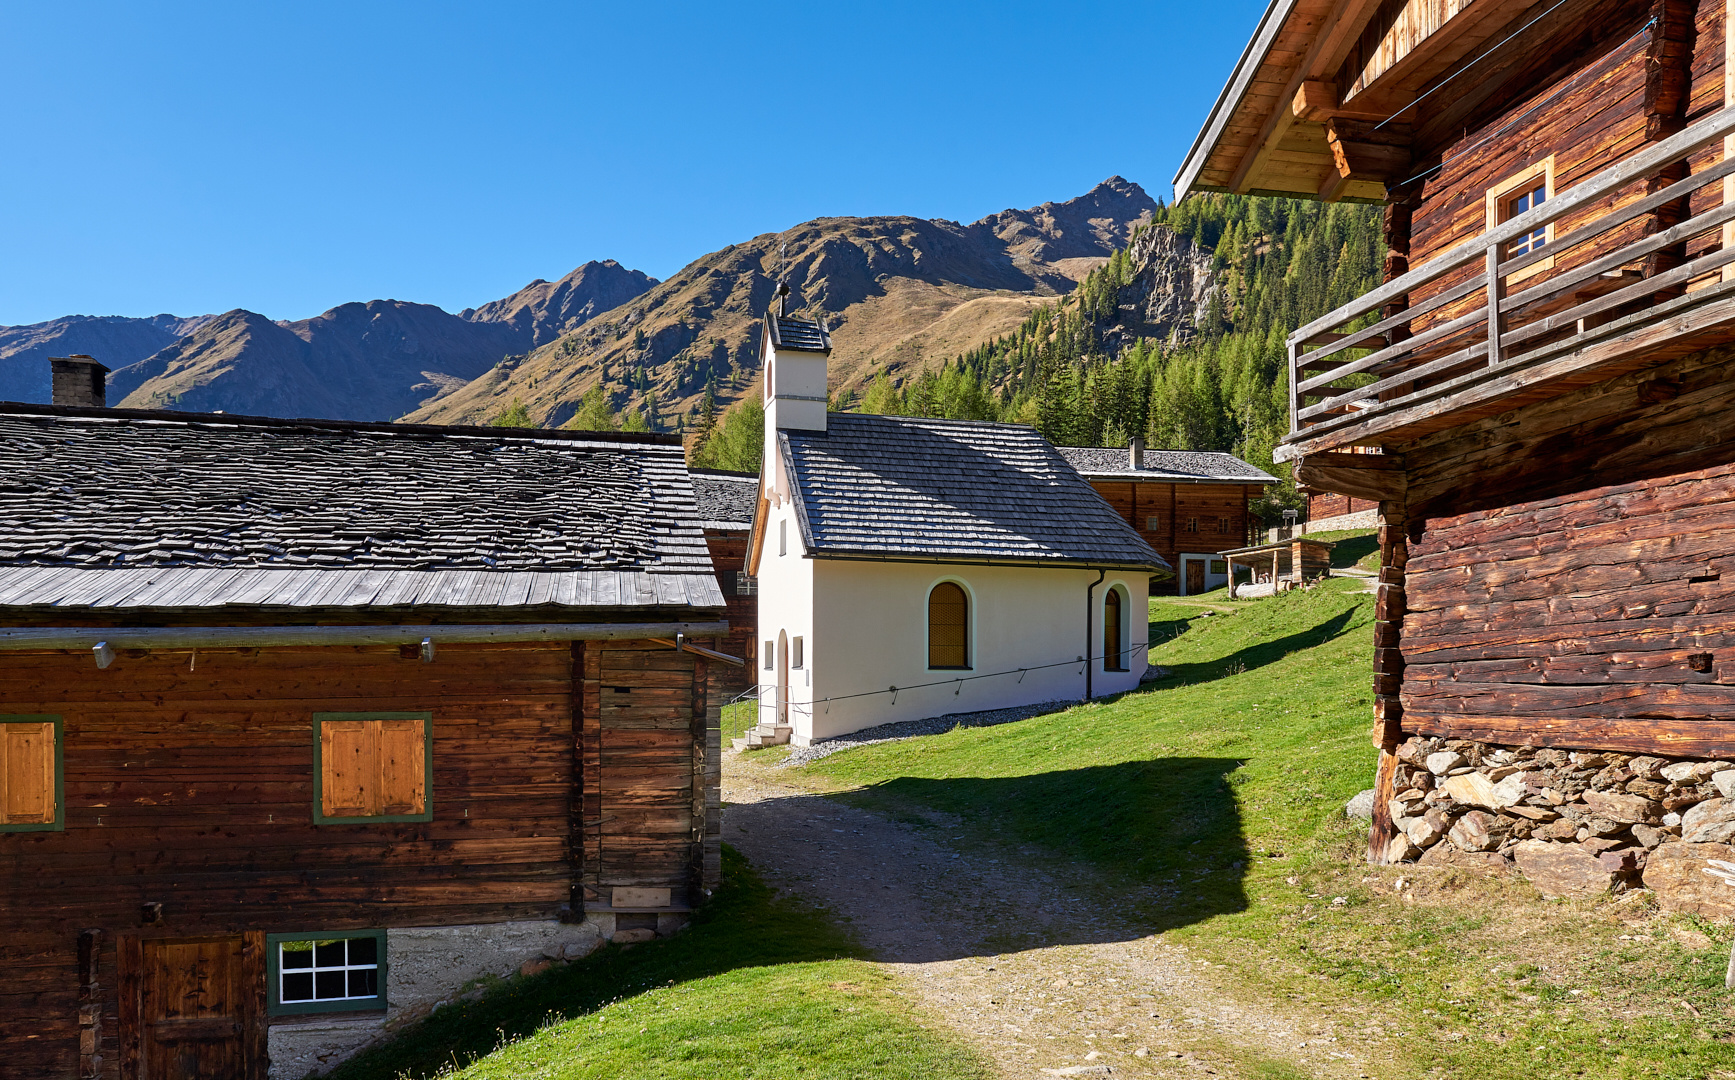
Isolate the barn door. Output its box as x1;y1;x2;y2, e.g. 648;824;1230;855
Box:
123;934;266;1080
1185;559;1205;596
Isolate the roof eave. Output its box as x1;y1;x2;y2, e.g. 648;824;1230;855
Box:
1173;0;1299;201
806;549;1172;574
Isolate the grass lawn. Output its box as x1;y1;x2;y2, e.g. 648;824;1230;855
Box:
324;848;988;1080
798;579;1735;1079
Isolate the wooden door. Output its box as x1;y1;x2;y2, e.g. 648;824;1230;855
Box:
123;934;265;1080
1185;560;1205;595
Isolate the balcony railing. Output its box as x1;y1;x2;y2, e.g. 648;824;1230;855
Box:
1278;106;1735;461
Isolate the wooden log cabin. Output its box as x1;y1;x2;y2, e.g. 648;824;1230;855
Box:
1056;442;1277;595
0;398;733;1079
688;469;759;697
1180;0;1735;879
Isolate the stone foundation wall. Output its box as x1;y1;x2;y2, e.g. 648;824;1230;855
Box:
1383;736;1735;914
268;915;637;1079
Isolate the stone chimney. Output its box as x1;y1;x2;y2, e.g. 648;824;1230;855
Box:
761;285;832;438
50;355;110;408
1129;435;1146;471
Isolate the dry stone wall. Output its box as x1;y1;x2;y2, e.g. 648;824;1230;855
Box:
1384;736;1735;914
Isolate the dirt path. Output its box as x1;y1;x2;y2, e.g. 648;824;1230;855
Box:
724;757;1394;1080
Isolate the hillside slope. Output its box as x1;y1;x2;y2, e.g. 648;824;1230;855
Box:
0;313;214;402
404;178;1160;428
106;261;655;420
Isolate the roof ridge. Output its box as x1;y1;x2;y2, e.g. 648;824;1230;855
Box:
0;400;683;448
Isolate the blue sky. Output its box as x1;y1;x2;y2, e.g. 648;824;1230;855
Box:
0;1;1265;326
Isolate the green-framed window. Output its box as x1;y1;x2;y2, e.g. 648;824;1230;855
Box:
1;715;63;833
267;929;388;1015
312;712;432;824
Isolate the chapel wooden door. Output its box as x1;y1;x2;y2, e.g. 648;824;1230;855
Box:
1185;560;1205;595
123;934;266;1080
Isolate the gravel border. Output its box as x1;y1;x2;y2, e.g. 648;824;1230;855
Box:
780;700;1075;767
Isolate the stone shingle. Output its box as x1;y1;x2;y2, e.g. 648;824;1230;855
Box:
783;414;1169;569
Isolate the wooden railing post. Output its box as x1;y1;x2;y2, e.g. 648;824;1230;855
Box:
1485;245;1504;365
1287;338;1301;432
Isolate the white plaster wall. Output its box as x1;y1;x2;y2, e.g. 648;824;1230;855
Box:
267;917;604;1079
794;561;1151;742
754;447;815;737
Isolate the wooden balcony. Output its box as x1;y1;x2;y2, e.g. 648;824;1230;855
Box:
1276;107;1735;463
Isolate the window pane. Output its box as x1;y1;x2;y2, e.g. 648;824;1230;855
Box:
315;970;346;999
348;969;379;998
314;940;346;967
282;972;315;1002
280;942;314;969
348;937;378;965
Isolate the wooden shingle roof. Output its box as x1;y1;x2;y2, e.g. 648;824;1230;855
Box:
689;469;757;530
780;414;1170;571
1056;447;1279;484
0;404;725;612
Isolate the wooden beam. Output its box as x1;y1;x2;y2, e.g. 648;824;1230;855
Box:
1294;453;1408;502
0;621;733;652
1229;0;1389;193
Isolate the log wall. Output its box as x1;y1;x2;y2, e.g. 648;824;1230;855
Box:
0;636;711;1079
1393;340;1735;761
1089;481;1262;591
701;528;756;696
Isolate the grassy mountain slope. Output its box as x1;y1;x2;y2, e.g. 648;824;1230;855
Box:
403;178;1159;428
0;313;214;403
102;260;655;421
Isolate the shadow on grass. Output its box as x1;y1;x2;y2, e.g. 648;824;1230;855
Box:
323;846;857;1080
1327;532;1379;569
751;758;1250;960
1157;608;1356;688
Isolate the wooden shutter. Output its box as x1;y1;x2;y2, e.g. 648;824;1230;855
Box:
1;719;58;826
1103;591;1124;671
376;719;427;816
320;721;374;818
928;583;968;669
318;715;428;821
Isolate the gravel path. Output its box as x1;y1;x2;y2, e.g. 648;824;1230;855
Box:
724;749;1394;1079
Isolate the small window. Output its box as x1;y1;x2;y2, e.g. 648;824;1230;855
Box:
1209;560;1228;575
1103;589;1126;672
313;713;432;824
792;636;805;669
1506;184;1547;256
0;715;62;832
779;519;787;556
1145;515;1161;531
763;641;774;671
735;571;757;596
928;582;970;669
1486;157;1555;280
1216;516;1230;533
267;930;387;1015
1184;517;1199;533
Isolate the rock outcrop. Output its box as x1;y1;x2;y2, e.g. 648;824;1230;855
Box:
1099;225;1218;351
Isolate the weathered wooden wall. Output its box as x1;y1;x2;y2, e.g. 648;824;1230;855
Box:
1392;340;1735;760
1089;481;1261;591
701;528;756;695
1307;491;1377;522
1;635;711;1079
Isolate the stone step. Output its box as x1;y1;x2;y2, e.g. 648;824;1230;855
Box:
744;725;793;747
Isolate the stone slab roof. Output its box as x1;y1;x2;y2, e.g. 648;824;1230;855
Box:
0;404;724;612
1056;446;1279;484
689;469;758;530
768;315;831;353
781;414;1170;570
